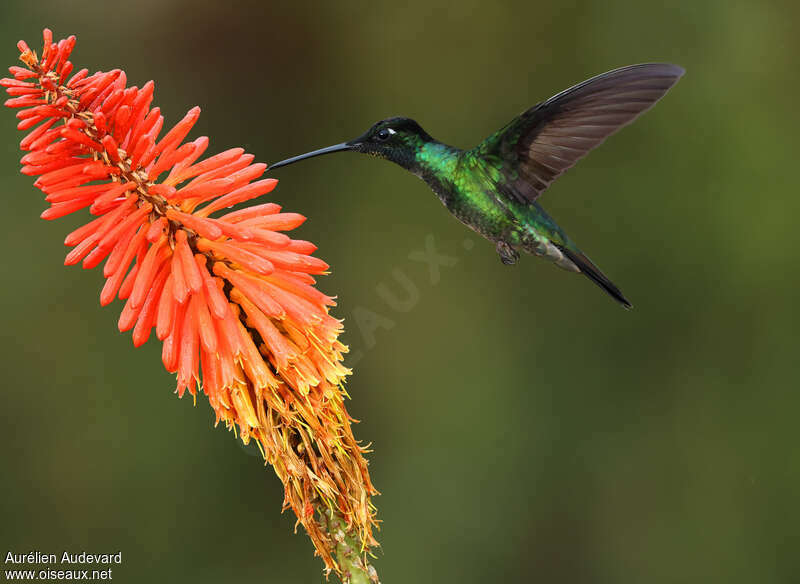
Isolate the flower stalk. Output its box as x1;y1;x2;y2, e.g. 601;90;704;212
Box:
4;29;378;580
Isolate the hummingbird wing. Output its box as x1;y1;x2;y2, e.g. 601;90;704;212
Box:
475;63;684;204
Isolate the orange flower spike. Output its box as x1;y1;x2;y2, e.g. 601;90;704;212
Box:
5;30;378;576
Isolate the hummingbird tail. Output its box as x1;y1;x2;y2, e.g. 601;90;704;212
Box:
558;246;632;309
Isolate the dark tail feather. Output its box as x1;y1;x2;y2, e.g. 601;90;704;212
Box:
558;246;632;309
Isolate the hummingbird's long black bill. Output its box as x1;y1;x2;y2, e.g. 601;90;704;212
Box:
268;143;352;170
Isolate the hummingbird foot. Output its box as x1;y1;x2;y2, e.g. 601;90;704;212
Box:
496;241;519;265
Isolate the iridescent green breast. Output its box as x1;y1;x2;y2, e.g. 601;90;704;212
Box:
415;143;516;241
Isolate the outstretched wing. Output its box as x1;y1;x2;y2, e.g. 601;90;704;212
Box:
475;63;684;204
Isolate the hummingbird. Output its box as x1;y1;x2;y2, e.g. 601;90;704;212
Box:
269;63;684;308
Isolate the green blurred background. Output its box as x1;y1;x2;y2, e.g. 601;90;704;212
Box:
1;1;798;582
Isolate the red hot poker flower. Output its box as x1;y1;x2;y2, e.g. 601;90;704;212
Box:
4;30;377;576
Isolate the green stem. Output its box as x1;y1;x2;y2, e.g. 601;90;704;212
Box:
320;508;380;584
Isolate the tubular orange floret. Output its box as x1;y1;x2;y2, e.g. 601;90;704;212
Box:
4;29;377;575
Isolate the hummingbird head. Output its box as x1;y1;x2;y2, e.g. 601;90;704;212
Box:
269;117;434;172
349;117;433;165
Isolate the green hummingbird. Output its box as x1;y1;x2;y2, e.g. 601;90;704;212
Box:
269;63;684;308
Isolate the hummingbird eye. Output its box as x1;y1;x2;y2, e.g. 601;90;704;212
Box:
376;128;391;141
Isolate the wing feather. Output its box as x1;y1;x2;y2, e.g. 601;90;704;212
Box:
477;63;684;204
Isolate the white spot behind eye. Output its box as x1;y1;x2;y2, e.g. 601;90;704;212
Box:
387;128;396;135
